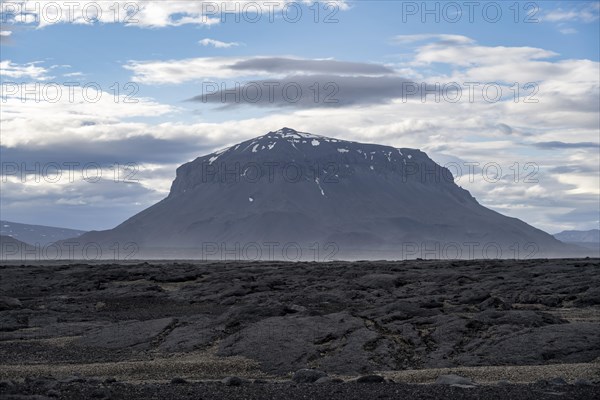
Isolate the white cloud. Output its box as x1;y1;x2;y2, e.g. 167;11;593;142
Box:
1;82;176;147
199;38;241;48
0;30;12;36
556;173;600;195
125;56;394;84
392;34;474;45
544;3;600;23
0;60;51;80
409;42;558;67
124;57;254;84
559;28;578;35
63;71;84;77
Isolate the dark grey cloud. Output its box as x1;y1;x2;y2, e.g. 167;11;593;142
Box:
546;92;600;114
0;135;213;166
228;58;395;75
552;208;600;227
496;123;513;135
0;135;219;230
549;165;599;174
532;141;600;149
0;177;162;231
190;74;423;109
492;123;534;137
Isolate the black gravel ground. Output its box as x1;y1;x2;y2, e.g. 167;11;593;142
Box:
1;259;599;399
2;378;599;400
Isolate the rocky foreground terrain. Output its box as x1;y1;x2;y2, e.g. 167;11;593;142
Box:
1;259;599;399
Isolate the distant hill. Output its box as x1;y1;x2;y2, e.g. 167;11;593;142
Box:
554;229;599;254
0;234;31;247
0;234;34;260
0;220;86;246
554;229;600;243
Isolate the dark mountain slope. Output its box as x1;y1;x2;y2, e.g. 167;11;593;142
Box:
64;128;579;260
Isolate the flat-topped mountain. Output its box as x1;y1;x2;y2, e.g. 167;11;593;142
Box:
52;128;578;260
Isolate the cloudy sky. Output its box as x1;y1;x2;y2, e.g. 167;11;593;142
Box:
1;0;599;233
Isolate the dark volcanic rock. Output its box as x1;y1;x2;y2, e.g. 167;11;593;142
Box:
314;377;334;384
158;315;220;352
548;377;568;386
6;379;600;400
479;296;511;310
218;312;387;374
1;259;599;379
0;296;22;311
573;378;592;386
222;376;248;386
0;312;28;331
356;375;385;383
356;274;402;290
77;318;174;349
435;375;477;386
292;369;327;383
454;322;600;365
